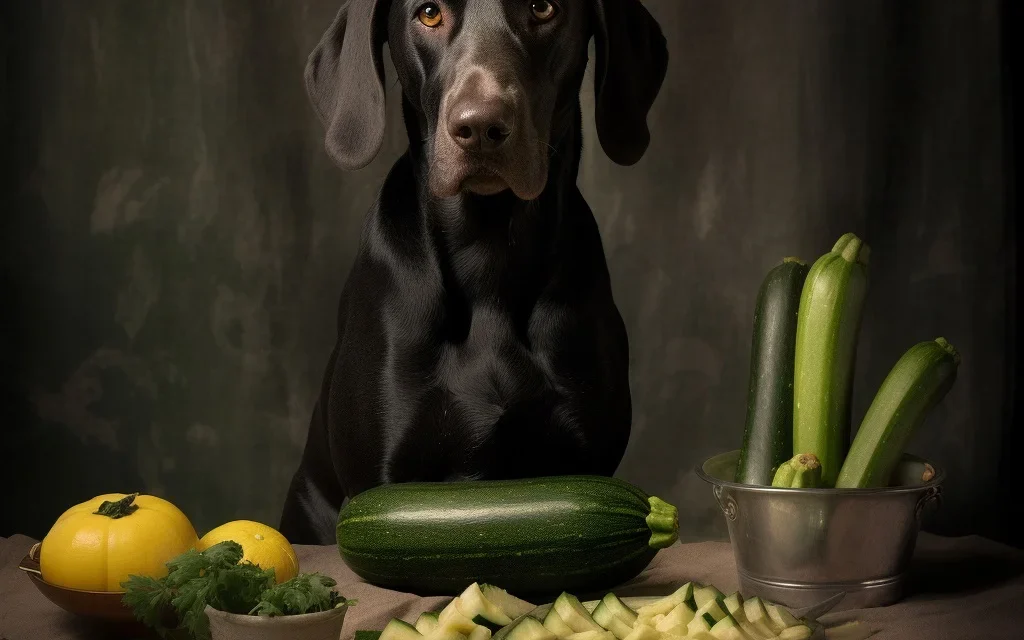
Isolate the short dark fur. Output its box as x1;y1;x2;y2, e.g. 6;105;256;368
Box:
280;0;667;544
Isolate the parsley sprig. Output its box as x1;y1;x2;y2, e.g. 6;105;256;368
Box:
121;540;353;640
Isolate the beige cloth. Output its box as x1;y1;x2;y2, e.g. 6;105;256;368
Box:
2;532;1023;640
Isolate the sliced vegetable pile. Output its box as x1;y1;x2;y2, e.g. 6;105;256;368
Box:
336;475;679;595
735;232;960;489
362;581;873;640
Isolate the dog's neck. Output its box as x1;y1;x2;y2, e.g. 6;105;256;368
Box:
401;98;585;300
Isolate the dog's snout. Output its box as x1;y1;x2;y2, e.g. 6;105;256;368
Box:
448;97;514;152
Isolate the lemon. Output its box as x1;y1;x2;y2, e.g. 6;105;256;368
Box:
197;520;299;583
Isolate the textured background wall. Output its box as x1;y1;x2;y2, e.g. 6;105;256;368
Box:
2;1;1015;546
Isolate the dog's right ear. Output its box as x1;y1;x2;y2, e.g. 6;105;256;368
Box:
305;0;388;170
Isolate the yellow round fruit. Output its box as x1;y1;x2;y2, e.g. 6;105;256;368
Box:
39;492;199;592
197;520;299;583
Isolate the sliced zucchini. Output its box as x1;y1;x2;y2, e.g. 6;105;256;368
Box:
469;627;492;640
416;613;441;635
741;598;777;638
381;619;424;640
621;623;661;640
824;621;874;640
506;617;557;640
692;586;725;613
597;593;638;626
688;634;718;640
437;600;479;636
565;631;615;640
426;629;469;640
779;626;812;640
654;603;695;632
764;603;799;633
693;600;727;627
553;593;604;633
635;583;694;619
687;613;713;637
480;584;536;619
591;603;634;640
709;614;745;640
457;583;513;630
659;624;688;638
543;609;576;638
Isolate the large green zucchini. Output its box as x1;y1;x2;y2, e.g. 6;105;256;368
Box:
735;257;811;485
792;232;871;486
335;476;679;596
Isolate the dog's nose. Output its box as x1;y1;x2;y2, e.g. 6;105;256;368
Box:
448;97;514;152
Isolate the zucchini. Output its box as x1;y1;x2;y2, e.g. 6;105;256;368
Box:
708;614;744;640
382;620;424;640
553;593;604;633
621;624;660;640
507;617;557;640
596;593;638;626
692;585;725;617
592;601;635;640
890;456;936;487
481;584;536;619
654;602;695;632
469;627;492;640
836;338;960;488
543;609;575;638
437;600;479;636
416;613;441;635
635;583;693;620
793;232;871;486
336;476;679;595
764;603;800;633
742;598;777;638
456;583;513;630
779;626;812;640
736;257;811;485
771;453;822;488
565;632;614;640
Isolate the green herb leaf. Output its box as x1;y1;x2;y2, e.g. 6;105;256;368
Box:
250;573;350;616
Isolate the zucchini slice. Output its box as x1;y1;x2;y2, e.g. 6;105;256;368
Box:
654;603;695;632
621;624;661;640
416;613;441;635
480;584;536;619
597;593;638;626
543;609;576;638
591;603;635;640
708;614;745;640
437;599;478;636
553;593;604;633
565;632;615;640
741;598;777;638
457;583;513;630
469;626;492;640
779;625;812;640
692;585;725;614
693;599;727;627
764;603;799;633
506;617;558;640
382;619;424;640
686;614;713;637
635;583;694;620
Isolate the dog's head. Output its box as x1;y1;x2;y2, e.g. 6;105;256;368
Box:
306;0;667;201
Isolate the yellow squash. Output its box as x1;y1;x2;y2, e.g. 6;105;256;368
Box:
39;492;198;592
197;520;299;583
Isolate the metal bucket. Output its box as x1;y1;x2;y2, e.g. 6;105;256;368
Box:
695;450;943;611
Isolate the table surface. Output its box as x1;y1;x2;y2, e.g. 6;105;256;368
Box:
2;532;1023;640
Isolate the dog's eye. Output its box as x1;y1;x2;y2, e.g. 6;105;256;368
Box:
417;3;443;27
530;0;558;22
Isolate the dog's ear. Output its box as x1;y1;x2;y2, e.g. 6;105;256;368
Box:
591;0;668;166
306;0;388;170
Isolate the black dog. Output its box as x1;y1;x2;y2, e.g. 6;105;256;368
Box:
280;0;667;544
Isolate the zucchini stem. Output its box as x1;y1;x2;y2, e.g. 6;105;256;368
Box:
646;497;679;549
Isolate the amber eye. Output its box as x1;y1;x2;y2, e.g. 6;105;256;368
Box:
417;3;443;27
530;0;557;22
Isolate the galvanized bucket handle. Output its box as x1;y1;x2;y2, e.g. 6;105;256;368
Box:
915;485;942;520
713;485;738;521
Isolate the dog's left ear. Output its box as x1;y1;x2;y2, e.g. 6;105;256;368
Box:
591;0;669;166
305;0;389;170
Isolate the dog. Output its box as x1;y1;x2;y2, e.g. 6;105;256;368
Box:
279;0;668;545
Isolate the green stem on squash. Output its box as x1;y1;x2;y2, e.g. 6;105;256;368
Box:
95;493;140;519
646;496;679;549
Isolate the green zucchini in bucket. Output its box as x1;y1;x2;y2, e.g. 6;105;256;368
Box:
836;338;960;488
735;257;811;485
335;476;679;596
793;232;871;486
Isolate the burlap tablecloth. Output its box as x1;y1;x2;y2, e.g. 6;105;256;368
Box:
2;532;1022;640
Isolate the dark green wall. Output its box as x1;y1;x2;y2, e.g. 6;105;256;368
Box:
2;1;1013;545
